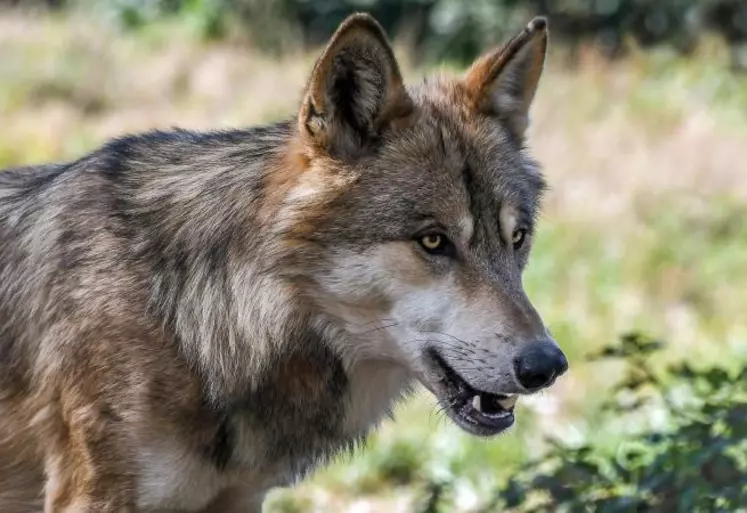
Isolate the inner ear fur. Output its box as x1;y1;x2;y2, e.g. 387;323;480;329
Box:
299;13;413;158
462;17;548;137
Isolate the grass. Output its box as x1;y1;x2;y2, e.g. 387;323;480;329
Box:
1;10;746;512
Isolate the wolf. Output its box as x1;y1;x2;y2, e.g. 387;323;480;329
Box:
0;12;567;513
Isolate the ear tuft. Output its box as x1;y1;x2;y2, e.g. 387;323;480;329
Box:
336;12;391;39
299;13;413;159
462;17;549;137
526;16;547;33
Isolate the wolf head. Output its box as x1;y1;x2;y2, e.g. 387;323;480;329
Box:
280;14;567;436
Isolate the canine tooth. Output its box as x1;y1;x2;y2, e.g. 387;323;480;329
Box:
472;394;482;412
497;395;518;410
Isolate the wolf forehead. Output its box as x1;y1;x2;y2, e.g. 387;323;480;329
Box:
320;81;547;236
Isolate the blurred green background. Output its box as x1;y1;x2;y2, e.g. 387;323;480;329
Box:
1;0;746;511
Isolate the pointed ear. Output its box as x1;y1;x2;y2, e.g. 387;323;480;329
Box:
462;17;548;137
298;13;413;159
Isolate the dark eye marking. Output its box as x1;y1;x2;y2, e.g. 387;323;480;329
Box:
511;228;527;250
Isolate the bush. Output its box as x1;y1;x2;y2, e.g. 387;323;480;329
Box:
415;333;747;512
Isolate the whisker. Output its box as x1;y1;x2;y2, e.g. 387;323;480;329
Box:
358;322;399;335
358;317;395;327
402;339;472;355
420;331;475;348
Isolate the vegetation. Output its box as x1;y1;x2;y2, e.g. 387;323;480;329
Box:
8;0;747;64
421;334;747;511
0;6;746;512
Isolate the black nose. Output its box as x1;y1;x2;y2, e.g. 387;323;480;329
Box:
514;339;568;391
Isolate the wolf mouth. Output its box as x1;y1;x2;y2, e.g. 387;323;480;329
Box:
426;349;517;437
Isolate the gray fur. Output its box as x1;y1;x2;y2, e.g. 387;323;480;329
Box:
0;13;564;512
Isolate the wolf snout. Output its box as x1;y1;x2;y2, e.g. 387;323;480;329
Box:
514;339;568;391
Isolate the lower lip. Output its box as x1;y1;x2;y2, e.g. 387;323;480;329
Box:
457;406;515;435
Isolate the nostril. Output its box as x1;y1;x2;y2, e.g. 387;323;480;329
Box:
515;362;555;391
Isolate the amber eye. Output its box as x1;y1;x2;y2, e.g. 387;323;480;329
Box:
421;234;443;251
418;233;455;256
512;228;527;249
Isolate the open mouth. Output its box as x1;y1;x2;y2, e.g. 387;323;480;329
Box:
426;350;517;437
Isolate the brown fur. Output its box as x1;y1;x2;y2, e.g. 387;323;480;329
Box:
0;13;564;512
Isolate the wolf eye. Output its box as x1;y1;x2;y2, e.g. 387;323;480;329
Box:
512;228;527;250
418;233;453;256
421;234;443;250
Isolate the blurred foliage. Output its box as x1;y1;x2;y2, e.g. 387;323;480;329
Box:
414;333;747;512
7;0;747;65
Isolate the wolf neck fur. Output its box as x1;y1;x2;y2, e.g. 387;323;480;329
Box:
127;123;412;455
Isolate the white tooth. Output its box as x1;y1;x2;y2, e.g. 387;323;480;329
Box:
472;394;482;412
497;395;518;410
